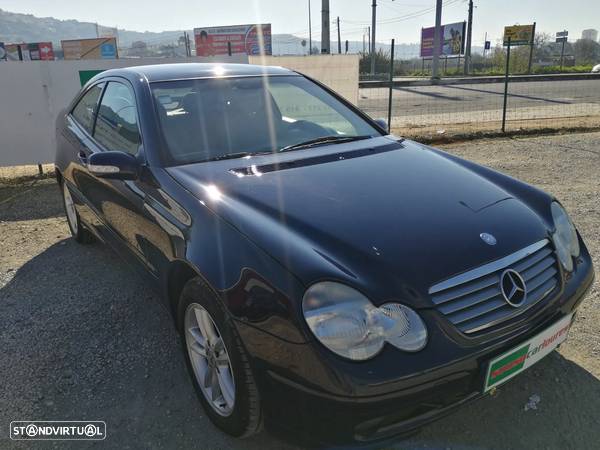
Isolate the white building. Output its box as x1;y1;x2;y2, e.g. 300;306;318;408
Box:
581;29;598;41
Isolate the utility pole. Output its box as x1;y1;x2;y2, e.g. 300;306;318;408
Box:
363;33;366;53
464;0;473;75
527;22;536;74
337;17;342;54
367;26;371;56
321;0;330;54
308;0;312;55
183;32;189;57
431;0;443;79
371;0;377;76
558;30;568;70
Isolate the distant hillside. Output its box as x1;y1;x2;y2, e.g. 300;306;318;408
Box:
0;9;185;47
0;8;428;58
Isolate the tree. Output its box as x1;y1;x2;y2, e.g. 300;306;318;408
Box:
532;32;553;61
573;39;600;64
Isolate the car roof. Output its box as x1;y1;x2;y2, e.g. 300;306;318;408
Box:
105;63;298;82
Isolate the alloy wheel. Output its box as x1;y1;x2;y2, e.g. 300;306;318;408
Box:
184;303;236;416
63;183;78;234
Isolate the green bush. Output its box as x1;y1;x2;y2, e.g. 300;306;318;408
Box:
532;65;593;74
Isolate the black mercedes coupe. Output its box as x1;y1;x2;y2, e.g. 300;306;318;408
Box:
55;63;594;446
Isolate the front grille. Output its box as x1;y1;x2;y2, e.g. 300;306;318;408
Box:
429;239;560;334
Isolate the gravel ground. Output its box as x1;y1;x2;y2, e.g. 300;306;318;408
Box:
0;132;598;449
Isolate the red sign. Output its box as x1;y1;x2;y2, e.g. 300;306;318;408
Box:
194;24;272;56
38;42;55;60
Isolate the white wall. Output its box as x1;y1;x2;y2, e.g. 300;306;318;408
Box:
251;54;360;105
0;54;359;167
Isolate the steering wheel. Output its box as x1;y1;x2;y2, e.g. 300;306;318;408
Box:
287;120;331;136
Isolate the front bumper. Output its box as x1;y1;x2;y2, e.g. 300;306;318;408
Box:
236;246;594;446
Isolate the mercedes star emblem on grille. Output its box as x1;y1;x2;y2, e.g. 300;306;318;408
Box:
500;269;527;307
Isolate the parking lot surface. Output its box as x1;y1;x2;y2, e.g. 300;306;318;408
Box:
1;132;599;449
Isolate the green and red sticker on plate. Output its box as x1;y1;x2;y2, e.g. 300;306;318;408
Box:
484;313;573;392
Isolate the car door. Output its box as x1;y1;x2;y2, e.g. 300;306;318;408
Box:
64;82;107;234
76;78;172;277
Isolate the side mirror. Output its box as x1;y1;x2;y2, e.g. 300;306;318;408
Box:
374;118;389;132
87;151;139;180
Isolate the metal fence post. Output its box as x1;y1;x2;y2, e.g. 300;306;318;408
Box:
502;37;511;133
387;39;395;133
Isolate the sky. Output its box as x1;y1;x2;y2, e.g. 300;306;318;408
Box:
1;0;599;46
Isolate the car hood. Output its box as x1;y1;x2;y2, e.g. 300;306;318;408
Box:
167;137;551;307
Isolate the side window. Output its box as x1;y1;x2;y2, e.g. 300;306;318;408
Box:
71;84;104;133
94;82;141;154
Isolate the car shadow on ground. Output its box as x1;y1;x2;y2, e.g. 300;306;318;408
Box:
0;238;598;449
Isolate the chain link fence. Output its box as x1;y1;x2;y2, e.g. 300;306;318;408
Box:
356;37;600;140
359;73;600;140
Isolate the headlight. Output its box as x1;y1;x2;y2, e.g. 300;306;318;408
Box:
302;282;428;361
551;202;580;272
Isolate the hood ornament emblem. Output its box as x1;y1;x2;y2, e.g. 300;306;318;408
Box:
480;233;497;246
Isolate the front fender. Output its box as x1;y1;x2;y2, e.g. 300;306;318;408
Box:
155;169;310;344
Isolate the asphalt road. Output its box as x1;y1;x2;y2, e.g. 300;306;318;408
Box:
1;132;599;449
358;79;600;120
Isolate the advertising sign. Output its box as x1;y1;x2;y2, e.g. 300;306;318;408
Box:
38;42;55;60
5;44;21;60
3;42;55;61
19;44;31;61
420;22;466;57
503;24;535;46
61;38;118;60
194;24;272;56
96;25;118;38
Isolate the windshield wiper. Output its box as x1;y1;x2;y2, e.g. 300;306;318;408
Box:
279;135;372;153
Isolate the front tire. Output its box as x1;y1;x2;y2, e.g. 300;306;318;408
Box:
61;181;94;244
178;277;262;438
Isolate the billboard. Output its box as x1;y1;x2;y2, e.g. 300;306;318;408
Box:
96;25;119;38
5;44;20;60
420;22;466;57
28;42;55;60
1;42;54;61
503;25;535;46
194;24;272;56
61;37;118;60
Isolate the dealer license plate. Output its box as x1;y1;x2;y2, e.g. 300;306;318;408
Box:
484;313;573;392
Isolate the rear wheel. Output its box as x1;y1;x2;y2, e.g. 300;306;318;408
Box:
179;277;262;437
61;182;94;244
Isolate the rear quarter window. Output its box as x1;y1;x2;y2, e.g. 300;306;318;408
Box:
71;84;104;133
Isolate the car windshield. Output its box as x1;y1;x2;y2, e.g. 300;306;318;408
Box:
151;75;382;165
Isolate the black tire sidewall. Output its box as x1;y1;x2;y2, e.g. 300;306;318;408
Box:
60;181;93;244
177;277;261;437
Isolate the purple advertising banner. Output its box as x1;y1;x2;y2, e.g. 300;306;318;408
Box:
420;22;466;57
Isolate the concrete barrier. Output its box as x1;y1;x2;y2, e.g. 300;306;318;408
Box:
0;56;248;167
0;54;359;167
251;54;360;105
